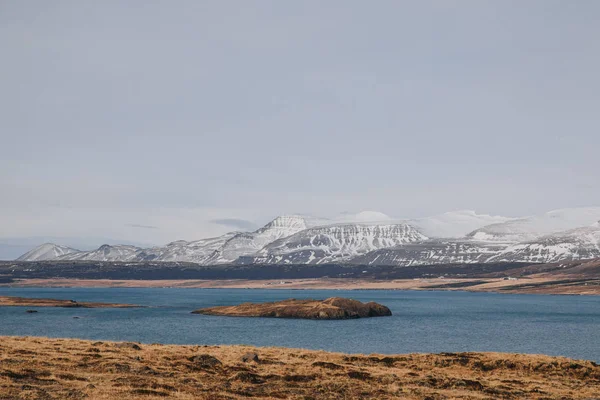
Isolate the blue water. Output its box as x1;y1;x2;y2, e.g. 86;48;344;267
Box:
0;288;598;361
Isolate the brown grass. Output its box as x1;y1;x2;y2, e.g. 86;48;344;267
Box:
192;297;392;319
0;336;598;399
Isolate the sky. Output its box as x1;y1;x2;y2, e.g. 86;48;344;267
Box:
1;0;599;248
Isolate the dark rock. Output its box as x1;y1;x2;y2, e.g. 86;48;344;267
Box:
283;374;315;382
131;389;169;397
138;366;159;375
461;379;485;391
312;361;344;370
233;372;264;384
188;354;222;368
347;371;372;380
111;363;131;373
241;352;259;363
115;342;142;351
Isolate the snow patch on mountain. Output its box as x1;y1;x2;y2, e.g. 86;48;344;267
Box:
349;240;510;266
57;244;143;262
467;207;600;243
487;223;600;263
16;243;80;261
242;223;427;264
140;232;239;263
206;215;322;264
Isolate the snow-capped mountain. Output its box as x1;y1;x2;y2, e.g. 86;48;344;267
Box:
57;244;143;262
16;243;79;261
205;215;324;264
15;208;600;267
351;220;600;266
240;223;427;264
486;222;600;263
348;240;510;266
467;207;600;243
139;232;239;263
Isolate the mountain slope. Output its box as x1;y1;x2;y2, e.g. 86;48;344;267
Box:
241;223;427;264
206;215;324;264
348;240;510;266
468;207;600;242
333;210;514;238
16;243;80;261
57;244;143;262
138;232;239;263
486;223;600;263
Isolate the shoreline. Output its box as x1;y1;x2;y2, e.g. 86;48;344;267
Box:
0;335;598;399
1;276;599;295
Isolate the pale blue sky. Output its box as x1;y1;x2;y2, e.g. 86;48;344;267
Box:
1;1;599;245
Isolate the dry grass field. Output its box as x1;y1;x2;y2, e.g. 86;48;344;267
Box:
0;336;598;399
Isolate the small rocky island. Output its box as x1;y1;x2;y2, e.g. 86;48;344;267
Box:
192;297;392;320
0;296;139;309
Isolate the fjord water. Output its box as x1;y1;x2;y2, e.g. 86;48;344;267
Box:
0;288;598;362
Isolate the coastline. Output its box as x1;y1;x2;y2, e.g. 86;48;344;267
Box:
0;336;598;399
2;276;599;295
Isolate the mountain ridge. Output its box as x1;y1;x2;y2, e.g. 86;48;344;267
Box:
242;223;427;264
467;207;600;243
15;208;600;266
16;243;80;261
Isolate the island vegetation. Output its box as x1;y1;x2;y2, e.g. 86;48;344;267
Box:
192;297;392;319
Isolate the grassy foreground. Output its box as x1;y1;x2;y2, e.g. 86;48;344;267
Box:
0;337;598;399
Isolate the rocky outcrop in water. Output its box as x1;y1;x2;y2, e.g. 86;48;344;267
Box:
192;297;392;320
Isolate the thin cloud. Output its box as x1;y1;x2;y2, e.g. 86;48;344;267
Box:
127;224;159;230
211;218;257;231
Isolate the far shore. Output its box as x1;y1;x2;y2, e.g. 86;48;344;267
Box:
2;276;599;295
